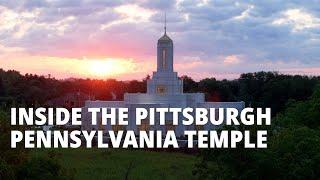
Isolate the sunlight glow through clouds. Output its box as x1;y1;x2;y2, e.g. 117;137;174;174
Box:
115;4;155;21
0;44;24;53
272;9;320;31
223;55;241;65
233;5;254;20
101;4;155;30
0;5;75;38
87;58;140;78
0;55;153;80
197;0;209;7
0;6;41;38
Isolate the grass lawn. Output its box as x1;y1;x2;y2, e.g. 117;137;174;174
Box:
31;148;198;180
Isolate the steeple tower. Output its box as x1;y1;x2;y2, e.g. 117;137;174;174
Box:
146;14;183;95
157;13;173;72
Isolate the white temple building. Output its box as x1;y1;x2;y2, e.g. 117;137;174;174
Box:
82;24;245;137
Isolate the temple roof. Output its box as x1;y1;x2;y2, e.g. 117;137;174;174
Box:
158;13;172;42
158;33;172;42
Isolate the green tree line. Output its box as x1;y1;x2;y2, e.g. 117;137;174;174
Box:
1;69;319;116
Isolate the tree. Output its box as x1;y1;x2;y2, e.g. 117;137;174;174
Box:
17;156;73;180
0;78;5;96
273;84;320;128
0;159;14;180
181;75;198;93
0;110;27;166
194;84;320;180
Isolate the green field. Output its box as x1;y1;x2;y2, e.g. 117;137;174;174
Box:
32;148;197;180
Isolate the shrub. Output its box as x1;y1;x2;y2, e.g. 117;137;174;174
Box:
17;156;73;180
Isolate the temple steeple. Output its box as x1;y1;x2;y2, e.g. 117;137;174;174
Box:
157;14;173;72
164;12;167;35
146;14;182;95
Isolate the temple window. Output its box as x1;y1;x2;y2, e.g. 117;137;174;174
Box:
162;49;167;69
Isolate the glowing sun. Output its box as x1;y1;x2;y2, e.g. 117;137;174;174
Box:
86;59;136;78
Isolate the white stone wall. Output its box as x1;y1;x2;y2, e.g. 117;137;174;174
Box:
147;71;183;94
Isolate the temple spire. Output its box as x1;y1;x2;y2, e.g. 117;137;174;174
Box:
164;12;167;35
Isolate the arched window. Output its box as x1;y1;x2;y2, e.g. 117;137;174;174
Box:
162;49;166;69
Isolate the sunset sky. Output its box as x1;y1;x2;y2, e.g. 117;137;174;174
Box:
0;0;320;80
